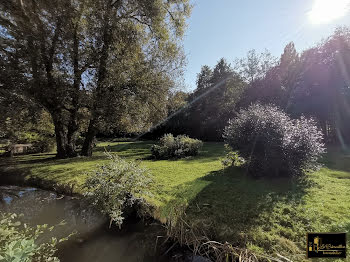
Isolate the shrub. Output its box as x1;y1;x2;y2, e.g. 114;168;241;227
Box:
0;213;71;262
30;138;56;153
223;104;325;177
221;145;246;168
84;153;153;227
151;134;203;159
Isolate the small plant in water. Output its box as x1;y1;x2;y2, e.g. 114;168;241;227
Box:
83;152;153;228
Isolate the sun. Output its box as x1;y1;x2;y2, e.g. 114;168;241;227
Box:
308;0;350;24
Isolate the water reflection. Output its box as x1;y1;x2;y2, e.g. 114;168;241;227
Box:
0;185;168;262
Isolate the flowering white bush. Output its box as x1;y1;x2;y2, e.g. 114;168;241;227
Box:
223;104;325;177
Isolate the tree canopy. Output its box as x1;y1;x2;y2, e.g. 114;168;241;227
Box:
0;0;191;157
149;27;350;148
241;27;350;146
2;3;350;156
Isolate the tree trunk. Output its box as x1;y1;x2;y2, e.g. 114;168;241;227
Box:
66;129;78;157
81;4;112;157
54;117;69;158
66;112;79;157
52;112;78;158
81;120;97;157
66;24;81;158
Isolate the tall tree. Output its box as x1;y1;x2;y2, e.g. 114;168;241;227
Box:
289;27;350;144
234;49;276;84
235;49;277;108
237;28;350;145
187;65;213;138
186;59;245;140
0;0;191;157
259;42;301;107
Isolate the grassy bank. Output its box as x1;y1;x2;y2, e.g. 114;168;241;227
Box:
1;140;349;260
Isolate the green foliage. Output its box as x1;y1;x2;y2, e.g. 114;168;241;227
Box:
75;135;85;149
151;134;203;159
160;27;350;146
2;141;350;259
221;144;245;168
150;58;246;141
223;104;325;177
0;0;192;158
83;153;153;227
167;91;188;115
0;107;55;153
0;213;70;262
239;28;350;146
30;139;56;154
189;59;246;140
234;49;277;84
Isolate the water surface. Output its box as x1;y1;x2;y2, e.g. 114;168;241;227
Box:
0;185;169;262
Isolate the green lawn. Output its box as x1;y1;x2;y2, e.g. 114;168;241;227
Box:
1;141;349;260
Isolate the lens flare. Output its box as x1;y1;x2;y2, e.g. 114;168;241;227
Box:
309;0;350;24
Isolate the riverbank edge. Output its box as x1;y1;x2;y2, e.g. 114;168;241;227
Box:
0;164;166;220
0;164;220;262
0;159;276;262
0;165;79;196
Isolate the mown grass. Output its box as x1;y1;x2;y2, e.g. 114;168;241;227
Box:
1;141;349;260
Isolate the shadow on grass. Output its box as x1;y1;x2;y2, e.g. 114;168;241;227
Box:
320;149;350;173
180;142;226;163
0;141;156;189
161;167;309;249
15;154;107;167
95;141;226;163
13;154;57;165
95;141;154;160
1;141;153;169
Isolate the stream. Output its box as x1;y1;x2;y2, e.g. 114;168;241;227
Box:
0;185;187;262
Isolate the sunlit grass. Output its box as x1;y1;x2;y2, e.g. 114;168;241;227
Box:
1;141;349;259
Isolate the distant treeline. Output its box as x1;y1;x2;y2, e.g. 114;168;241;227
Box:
147;27;350;147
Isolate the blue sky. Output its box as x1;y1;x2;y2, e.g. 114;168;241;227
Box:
183;0;350;91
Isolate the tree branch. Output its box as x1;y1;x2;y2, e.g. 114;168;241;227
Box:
129;15;154;34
